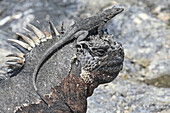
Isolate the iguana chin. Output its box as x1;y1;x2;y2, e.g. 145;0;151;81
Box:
0;21;124;113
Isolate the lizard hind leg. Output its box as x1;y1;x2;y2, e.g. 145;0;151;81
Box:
98;22;106;37
76;30;89;43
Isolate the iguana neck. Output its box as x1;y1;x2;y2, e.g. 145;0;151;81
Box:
51;70;119;113
50;72;99;113
15;72;99;113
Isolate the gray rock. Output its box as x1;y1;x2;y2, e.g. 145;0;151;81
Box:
87;76;170;113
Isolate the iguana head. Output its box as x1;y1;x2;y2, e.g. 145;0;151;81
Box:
75;34;124;86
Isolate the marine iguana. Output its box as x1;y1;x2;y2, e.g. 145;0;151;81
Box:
0;22;124;112
32;6;124;106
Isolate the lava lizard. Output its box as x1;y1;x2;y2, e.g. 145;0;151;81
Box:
32;6;124;107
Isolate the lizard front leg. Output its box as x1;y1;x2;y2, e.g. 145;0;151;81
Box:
98;22;108;37
72;30;89;50
74;30;89;43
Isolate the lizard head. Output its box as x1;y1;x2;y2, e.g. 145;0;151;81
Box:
104;6;124;20
76;34;124;85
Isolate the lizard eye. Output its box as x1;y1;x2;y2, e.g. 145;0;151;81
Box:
96;49;105;56
116;8;121;12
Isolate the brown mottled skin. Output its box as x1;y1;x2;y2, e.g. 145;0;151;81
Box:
16;71;121;113
16;73;87;113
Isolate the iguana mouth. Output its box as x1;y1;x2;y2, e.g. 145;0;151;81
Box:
94;48;124;76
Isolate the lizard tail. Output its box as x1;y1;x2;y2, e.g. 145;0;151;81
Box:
36;90;50;107
32;34;67;106
32;52;50;106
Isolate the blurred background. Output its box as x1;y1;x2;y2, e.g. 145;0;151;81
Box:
0;0;169;112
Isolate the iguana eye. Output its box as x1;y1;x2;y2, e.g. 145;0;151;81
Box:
91;48;106;57
96;50;105;56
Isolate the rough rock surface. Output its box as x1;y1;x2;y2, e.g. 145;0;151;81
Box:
0;0;170;113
